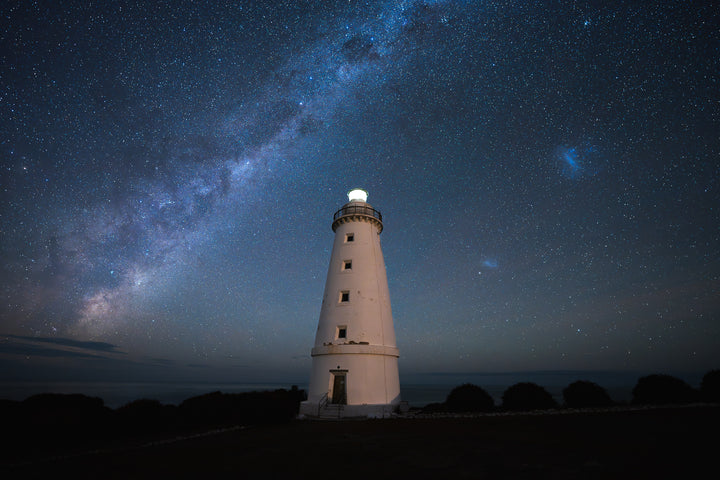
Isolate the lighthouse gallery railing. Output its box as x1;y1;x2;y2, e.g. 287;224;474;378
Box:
333;204;382;222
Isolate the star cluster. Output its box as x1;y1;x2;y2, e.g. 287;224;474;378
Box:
1;1;718;384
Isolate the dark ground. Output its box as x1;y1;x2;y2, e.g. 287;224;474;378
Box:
4;406;718;479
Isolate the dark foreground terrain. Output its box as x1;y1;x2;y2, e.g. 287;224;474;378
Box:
3;405;718;479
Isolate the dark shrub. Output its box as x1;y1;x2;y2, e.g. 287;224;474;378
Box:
563;380;613;408
420;402;446;413
22;392;106;411
700;370;720;403
445;383;494;412
179;388;305;426
22;393;111;426
2;395;113;462
502;382;557;411
117;398;164;414
0;399;23;434
18;393;114;450
632;374;699;405
116;398;178;433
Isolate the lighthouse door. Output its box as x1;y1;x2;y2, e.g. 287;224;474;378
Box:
331;373;347;404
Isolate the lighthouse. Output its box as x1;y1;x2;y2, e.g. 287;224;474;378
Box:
300;189;400;418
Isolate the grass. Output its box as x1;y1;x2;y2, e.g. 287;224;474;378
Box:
4;405;718;479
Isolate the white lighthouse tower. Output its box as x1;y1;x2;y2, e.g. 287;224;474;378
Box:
300;188;400;418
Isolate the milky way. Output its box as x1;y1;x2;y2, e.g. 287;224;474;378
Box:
1;1;718;384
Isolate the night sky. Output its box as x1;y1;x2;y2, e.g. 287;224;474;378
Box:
1;1;718;388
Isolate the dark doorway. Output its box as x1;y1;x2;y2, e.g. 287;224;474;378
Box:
331;373;347;404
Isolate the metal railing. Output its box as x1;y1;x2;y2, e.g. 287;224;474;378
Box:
333;204;382;223
317;392;328;417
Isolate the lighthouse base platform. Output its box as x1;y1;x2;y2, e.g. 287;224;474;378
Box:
299;400;399;420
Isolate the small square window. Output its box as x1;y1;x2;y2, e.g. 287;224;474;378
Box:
337;327;347;339
340;291;350;302
342;260;352;271
345;233;354;243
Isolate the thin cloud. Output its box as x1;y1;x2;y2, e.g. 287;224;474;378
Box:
4;334;125;354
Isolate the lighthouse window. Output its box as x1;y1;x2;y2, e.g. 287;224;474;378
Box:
342;260;352;271
337;326;347;339
345;233;354;243
340;290;350;303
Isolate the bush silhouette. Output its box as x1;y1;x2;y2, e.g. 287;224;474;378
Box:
116;398;179;433
444;383;494;412
22;393;111;428
501;382;557;411
118;397;167;413
0;387;306;463
700;370;720;402
419;402;446;413
563;380;613;408
16;393;115;450
179;388;305;426
632;374;699;405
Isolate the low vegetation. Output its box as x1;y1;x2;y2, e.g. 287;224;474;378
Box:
444;383;495;412
501;382;558;411
563;380;613;408
632;374;699;405
2;371;718;462
700;370;720;403
419;370;718;415
0;387;305;464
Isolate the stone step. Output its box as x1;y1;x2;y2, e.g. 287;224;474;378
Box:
317;404;344;420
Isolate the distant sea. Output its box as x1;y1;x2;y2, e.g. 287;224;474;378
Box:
0;381;510;408
0;381;299;409
0;371;705;409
